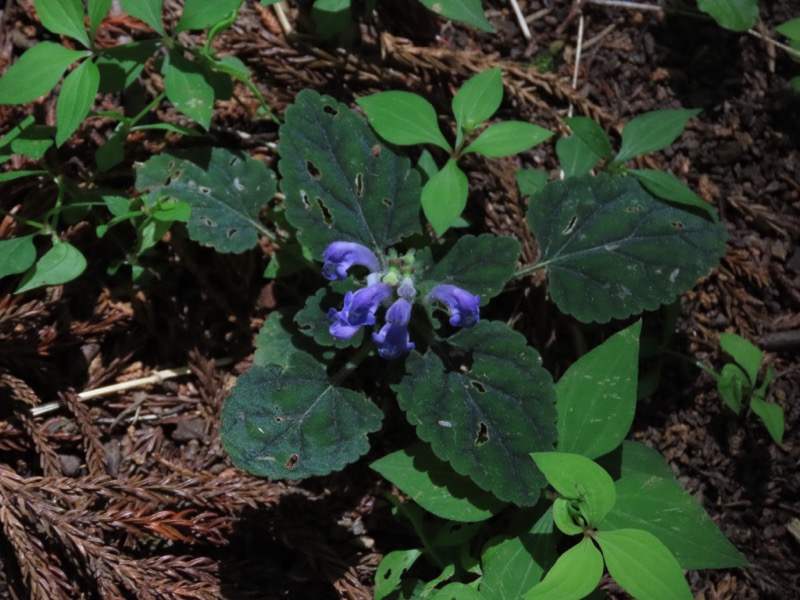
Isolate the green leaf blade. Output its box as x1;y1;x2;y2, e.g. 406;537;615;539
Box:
719;332;762;385
615;109;700;163
175;0;243;32
630;168;718;220
421;159;468;236
162;51;216;129
697;0;758;31
564;116;612;158
750;394;784;444
0;43;89;105
556;135;601;177
419;0;494;33
464;121;553;157
452;67;503;131
522;537;603;600
16;241;87;293
0;235;38;278
119;0;165;35
356;91;451;150
34;0;90;47
56;59;100;146
88;0;113;37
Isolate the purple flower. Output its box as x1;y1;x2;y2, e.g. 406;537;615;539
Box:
322;241;381;280
328;282;392;340
427;284;480;328
372;298;415;359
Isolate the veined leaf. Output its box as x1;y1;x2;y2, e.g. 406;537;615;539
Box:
16;241;87;293
34;0;90;47
162;51;216;129
0;43;89;105
615;109;700;163
374;550;423;600
420;159;468;236
88;0;113;37
56;59;100;146
452;67;503;131
630;169;718;220
556;135;600;177
356;91;451;151
564;116;612;158
463;121;552;157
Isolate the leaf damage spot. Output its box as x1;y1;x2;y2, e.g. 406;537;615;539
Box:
285;453;299;469
301;190;312;211
371;144;381;157
317;197;334;225
200;216;216;227
382;198;393;207
306;160;322;180
470;380;486;393
671;220;684;229
323;104;338;116
199;186;211;194
355;173;364;197
562;216;578;235
227;228;238;238
669;268;680;282
438;420;453;428
475;422;489;446
626;204;642;213
233;177;245;191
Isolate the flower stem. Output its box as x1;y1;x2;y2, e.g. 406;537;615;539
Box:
329;342;374;387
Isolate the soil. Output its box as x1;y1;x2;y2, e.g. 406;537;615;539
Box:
0;0;798;598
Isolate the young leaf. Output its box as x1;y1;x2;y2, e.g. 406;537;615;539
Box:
371;442;507;522
280;90;421;256
452;67;503;132
556;135;600;177
552;498;584;536
598;474;748;569
696;0;758;32
418;0;495;33
463;121;552;157
56;59;100;146
0;43;89;104
356;91;451;151
750;368;784;444
0;235;38;278
119;0;166;35
563;116;612;159
595;528;692;600
88;0;113;37
16;241;87;293
220;351;384;479
421;159;468;236
630;169;718;220
522;537;604;600
135;146;276;253
374;549;423;600
34;0;90;47
162;51;215;129
531;452;616;526
719;332;762;386
527;174;727;323
718;362;747;412
557;320;641;459
395;321;557;506
175;0;242;32
615;109;700;163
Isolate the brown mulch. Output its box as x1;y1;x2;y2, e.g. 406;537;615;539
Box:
1;0;798;598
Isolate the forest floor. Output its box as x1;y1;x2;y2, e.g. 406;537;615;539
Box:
0;0;798;598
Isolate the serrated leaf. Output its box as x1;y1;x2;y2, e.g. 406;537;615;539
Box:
162;51;215;129
522;537;603;600
556;135;600;177
598;474;748;569
119;0;165;35
56;59;100;146
0;235;38;278
374;550;423;600
356;91;451;151
34;0;90;47
564;116;612;158
595;528;692;600
88;0;112;37
135;146;276;253
630;169;718;220
0;43;88;105
697;0;758;32
452;67;503;131
425;233;519;302
16;241;87;293
220;351;384;479
719;332;761;385
615;109;700;163
419;0;494;33
421;159;468;236
280;90;421;256
176;0;242;32
527;174;727;323
464;121;552;157
371;442;506;522
557;321;641;459
395;321;557;506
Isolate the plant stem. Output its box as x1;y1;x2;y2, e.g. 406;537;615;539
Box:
0;208;45;231
514;261;548;279
329;342;374;387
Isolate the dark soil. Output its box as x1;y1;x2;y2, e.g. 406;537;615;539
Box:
0;0;798;598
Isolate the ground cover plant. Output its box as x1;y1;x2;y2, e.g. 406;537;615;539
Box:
0;0;798;598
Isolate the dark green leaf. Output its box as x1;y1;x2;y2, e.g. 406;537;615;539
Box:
176;0;242;32
0;43;88;105
16;241;87;293
522;537;603;600
598;474;748;569
557;320;641;459
0;170;48;182
697;0;758;31
777;18;800;42
630;169;718;220
356;91;451;150
96;40;160;92
34;0;90;47
718;363;747;412
119;0;165;35
463;121;552;157
253;311;305;369
371;442;507;522
374;550;423;600
556;135;600;177
421;159;468;236
280;90;421;256
395;321;557;506
136;146;276;253
220;351;384;479
516;168;548;197
750;377;784;444
56;59;100;146
95;123;128;171
563;116;612;158
0;235;37;278
419;0;494;33
615;109;700;163
162;51;215;129
527;174;727;323
428;583;482;600
452;67;503;131
719;332;761;386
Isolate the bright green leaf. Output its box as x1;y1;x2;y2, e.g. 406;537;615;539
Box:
88;0;112;37
718;362;747;412
719;332;761;386
595;528;692;600
162;51;215;129
630;169;718;220
56;59;100;146
516;168;548;197
598;474;748;569
697;0;758;32
777;18;800;42
556;135;600;177
527;174;727;323
371;442;507;522
0;43;89;105
596;440;676;481
176;0;242;32
220;351;384;479
395;321;557;506
9;124;55;160
750;390;784;444
356;91;451;151
34;0;90;47
522;537;603;600
463;121;552;157
421;159;468;236
480;528;557;599
16;241;87;293
0;235;38;278
419;0;494;33
452;67;503;131
557;320;641;459
552;497;584;536
119;0;165;35
280;90;421;256
615;109;700;163
374;549;423;600
0;170;49;183
564;116;612;158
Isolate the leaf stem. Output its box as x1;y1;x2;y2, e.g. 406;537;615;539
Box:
0;208;45;231
329;342;374;387
514;261;548;279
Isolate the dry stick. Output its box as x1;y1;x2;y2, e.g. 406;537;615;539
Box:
509;0;532;40
273;1;293;35
30;358;234;418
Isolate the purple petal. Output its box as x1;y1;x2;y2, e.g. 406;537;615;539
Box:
372;322;415;360
322;241;381;280
328;308;361;340
386;298;412;326
345;283;392;327
428;284;480;328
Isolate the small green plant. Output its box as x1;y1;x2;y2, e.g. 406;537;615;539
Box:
699;332;784;444
776;17;800;93
355;68;553;235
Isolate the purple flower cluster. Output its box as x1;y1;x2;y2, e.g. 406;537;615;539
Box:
322;241;481;359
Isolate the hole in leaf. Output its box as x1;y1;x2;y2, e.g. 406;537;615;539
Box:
371;144;381;157
200;216;215;227
475;422;490;446
382;198;393;207
229;157;238;167
562;216;578;235
317;197;334;225
227;228;238;238
470;380;486;393
284;453;299;469
306;160;322;180
355;173;364;197
323;104;338;116
301;191;312;212
383;569;392;580
274;416;283;423
671;221;684;229
199;186;211;194
626;204;642;213
167;161;175;169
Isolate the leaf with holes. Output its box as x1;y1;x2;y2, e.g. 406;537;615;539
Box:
394;321;557;506
135;146;276;253
279;90;422;258
527;174;727;323
220;350;384;479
